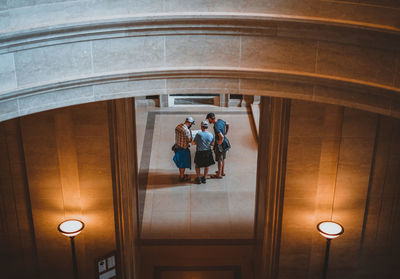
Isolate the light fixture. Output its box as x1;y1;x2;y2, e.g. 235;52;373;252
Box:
58;219;85;279
58;219;84;237
317;221;344;239
317;220;344;279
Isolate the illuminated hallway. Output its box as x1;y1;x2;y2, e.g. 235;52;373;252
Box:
136;106;257;239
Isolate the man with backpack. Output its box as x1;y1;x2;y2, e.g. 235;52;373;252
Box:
206;112;231;179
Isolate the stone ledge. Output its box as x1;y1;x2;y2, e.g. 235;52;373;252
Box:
1;13;399;54
1;67;398;100
1;67;400;122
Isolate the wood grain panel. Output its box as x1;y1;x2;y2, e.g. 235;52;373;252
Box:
356;116;400;278
0;119;39;278
19;102;116;279
154;266;241;279
280;101;379;279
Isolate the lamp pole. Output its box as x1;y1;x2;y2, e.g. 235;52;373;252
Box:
70;236;78;279
322;238;331;279
58;219;85;279
317;221;344;279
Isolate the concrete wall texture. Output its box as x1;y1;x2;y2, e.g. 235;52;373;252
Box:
0;0;399;121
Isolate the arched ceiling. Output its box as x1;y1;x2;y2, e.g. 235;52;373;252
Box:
0;2;399;121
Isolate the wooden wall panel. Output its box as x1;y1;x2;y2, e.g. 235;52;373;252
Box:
279;100;400;279
280;101;346;279
279;100;378;279
329;109;378;278
21;110;71;279
71;102;116;278
356;116;400;279
0;119;39;278
19;102;116;279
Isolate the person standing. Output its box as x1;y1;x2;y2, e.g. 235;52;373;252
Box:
206;112;230;179
173;116;195;182
193;121;215;184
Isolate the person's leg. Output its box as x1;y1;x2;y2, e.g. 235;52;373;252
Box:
201;167;208;183
221;159;225;176
179;168;185;179
212;160;223;178
195;165;201;178
217;161;222;176
194;165;202;184
180;148;191;181
204;167;209;178
211;149;222;178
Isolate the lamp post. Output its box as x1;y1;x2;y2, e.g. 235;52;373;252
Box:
317;221;344;279
58;219;85;279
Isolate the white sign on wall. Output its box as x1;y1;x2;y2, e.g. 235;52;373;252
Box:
96;252;117;279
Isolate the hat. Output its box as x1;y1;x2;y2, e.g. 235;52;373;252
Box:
206;112;215;120
185;116;195;124
201;120;209;128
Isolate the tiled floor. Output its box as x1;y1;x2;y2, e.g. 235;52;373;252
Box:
136;105;258;239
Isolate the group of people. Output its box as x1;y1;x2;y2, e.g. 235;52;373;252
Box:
173;112;231;184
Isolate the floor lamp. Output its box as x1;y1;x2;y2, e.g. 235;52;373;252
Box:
317;221;344;279
58;219;85;279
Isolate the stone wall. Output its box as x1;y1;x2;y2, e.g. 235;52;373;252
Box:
1;0;399;32
0;1;399;121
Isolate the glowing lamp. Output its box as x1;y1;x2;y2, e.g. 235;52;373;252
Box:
317;220;344;279
57;219;84;279
317;221;344;239
58;219;85;237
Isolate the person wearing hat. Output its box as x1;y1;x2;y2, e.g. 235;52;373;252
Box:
206;112;230;179
193;120;215;184
173;116;195;182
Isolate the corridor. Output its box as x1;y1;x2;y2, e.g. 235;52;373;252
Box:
136;105;258;239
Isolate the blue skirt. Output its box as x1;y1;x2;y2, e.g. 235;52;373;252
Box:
173;147;191;169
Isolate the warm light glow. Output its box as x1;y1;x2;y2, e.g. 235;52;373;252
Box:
58;219;84;237
317;221;344;239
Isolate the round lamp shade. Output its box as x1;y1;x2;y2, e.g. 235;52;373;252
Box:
317;221;344;239
58;219;84;237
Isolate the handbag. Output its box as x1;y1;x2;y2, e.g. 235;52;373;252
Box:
171;143;179;153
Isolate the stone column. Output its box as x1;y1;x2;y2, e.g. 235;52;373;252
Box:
108;98;140;279
219;93;227;107
159;94;169;107
254;96;291;279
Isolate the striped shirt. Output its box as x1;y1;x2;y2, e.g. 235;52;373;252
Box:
175;123;192;149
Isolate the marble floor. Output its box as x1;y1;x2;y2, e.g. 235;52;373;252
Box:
136;104;258;239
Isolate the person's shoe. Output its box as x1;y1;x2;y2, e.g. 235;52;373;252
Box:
195;177;201;184
201;176;206;184
179;174;190;182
